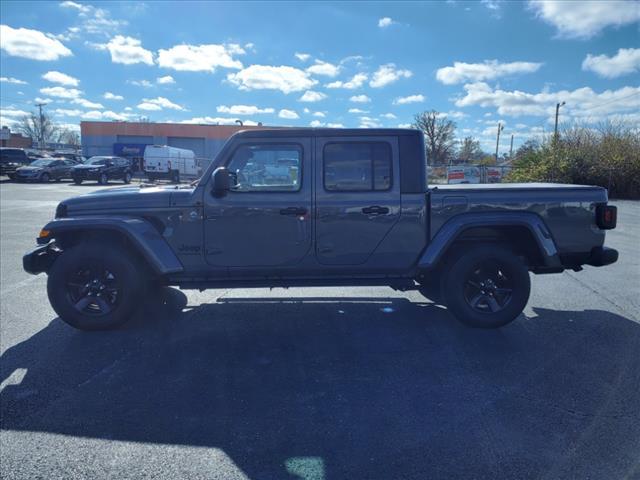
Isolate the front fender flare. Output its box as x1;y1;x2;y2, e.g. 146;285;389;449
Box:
418;212;561;270
39;216;184;275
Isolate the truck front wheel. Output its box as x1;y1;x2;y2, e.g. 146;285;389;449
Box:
47;241;146;330
443;245;530;328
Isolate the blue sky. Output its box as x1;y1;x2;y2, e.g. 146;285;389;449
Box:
1;0;639;154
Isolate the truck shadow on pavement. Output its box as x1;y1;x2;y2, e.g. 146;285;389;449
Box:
2;288;640;479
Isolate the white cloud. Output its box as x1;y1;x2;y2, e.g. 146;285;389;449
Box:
455;82;640;120
528;0;640;39
61;1;126;36
306;60;340;77
370;63;412;88
325;73;368;89
0;76;27;85
180;116;258;126
359;116;382;128
582;48;640;78
60;1;91;14
327;123;345;128
124;107;132;111
436;60;543;84
0;24;72;61
310;120;324;127
393;94;425;105
82;110;129;121
42;70;79;87
228;65;317;93
312;111;326;118
138;97;185;111
158;43;244;71
129;79;153;88
97;35;154;65
349;94;371;103
348;108;368;114
481;0;503;18
0;107;29;118
103;92;124;100
217;105;274;115
157;75;175;84
381;113;397;119
278;109;299;119
72;98;104;109
39;86;82;99
34;97;53;104
398;123;412;129
295;52;311;62
53;108;83;117
378;17;395;28
299;90;327;102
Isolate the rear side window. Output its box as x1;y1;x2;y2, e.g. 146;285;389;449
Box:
323;142;392;191
227;144;302;192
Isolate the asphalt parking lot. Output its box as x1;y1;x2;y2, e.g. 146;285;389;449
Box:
1;179;639;480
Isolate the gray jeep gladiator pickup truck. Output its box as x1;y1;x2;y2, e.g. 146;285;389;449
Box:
23;128;618;331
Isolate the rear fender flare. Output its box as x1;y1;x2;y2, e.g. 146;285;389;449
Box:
40;216;183;275
419;212;561;269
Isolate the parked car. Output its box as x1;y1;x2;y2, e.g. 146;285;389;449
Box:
144;145;198;183
52;151;85;164
0;147;30;180
14;158;75;182
71;156;133;185
23;128;618;331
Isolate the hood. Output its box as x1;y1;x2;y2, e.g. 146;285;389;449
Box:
17;166;43;172
61;185;195;214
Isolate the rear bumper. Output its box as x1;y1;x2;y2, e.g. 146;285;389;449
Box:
23;244;59;275
586;246;619;267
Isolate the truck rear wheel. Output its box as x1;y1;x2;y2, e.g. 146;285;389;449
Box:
47;241;146;330
443;245;530;328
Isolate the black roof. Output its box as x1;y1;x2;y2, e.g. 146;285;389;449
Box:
233;127;421;138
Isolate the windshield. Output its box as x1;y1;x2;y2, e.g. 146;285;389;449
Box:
85;157;108;165
29;159;55;167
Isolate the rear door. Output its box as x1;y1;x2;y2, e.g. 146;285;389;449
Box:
315;136;401;265
204;136;312;268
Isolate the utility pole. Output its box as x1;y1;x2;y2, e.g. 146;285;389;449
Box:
554;101;565;141
495;122;504;164
509;134;514;159
35;102;47;149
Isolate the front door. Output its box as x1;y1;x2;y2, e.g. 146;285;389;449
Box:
204;137;312;268
315;136;401;265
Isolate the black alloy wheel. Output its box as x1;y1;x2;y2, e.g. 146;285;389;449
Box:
463;260;514;314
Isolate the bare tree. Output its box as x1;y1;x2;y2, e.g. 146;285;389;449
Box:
57;128;80;146
412;110;457;165
457;136;483;164
16;112;59;145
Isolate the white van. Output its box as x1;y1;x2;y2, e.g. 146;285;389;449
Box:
143;145;199;182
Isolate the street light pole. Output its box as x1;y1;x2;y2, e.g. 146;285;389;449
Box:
495;122;504;163
509;134;514;159
35;102;47;149
554;101;565;140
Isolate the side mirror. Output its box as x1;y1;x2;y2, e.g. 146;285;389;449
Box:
211;167;230;197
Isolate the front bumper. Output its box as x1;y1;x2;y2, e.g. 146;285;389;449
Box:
72;171;101;181
23;244;59;275
586;246;619;267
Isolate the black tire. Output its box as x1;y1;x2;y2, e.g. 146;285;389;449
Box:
443;245;530;329
40;172;50;183
171;170;180;183
7;174;15;181
73;178;82;185
99;173;108;185
123;171;132;184
47;241;146;330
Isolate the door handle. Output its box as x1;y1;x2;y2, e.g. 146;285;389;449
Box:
280;207;308;216
362;205;390;215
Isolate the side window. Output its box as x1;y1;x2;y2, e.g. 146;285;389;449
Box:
227;144;302;192
324;142;392;191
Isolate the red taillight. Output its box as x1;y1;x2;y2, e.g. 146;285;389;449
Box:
596;204;617;230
